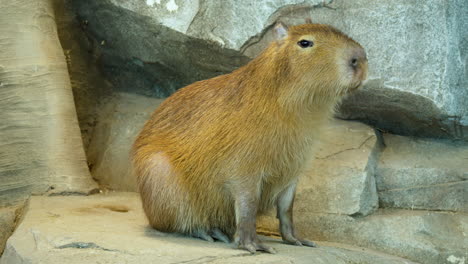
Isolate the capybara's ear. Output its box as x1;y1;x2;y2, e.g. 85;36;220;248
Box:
274;22;289;41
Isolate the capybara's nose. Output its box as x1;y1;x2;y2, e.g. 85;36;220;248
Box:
349;46;367;70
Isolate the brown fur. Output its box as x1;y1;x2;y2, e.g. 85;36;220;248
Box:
132;23;367;249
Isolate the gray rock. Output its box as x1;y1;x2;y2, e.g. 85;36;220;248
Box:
298;120;378;216
376;134;468;212
0;0;98;207
379;182;468;212
341;0;468;129
336;84;466;139
86;93;163;191
104;0;331;51
0;193;416;264
186;0;331;50
70;0;251;98
54;0;114;151
259;209;468;264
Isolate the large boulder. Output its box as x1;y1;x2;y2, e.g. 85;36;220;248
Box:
0;193;416;264
327;0;468;139
298;120;378;216
86;94;163;191
376;134;468;212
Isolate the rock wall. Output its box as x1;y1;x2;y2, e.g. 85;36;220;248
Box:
0;0;466;263
0;0;99;253
64;1;467;263
376;135;467;212
0;1;98;206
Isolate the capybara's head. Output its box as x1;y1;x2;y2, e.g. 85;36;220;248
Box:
271;22;368;105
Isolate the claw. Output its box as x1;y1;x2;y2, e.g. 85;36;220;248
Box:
210;228;230;243
300;239;317;247
259;244;276;254
282;236;317;247
236;237;276;254
244;244;257;254
193;230;214;242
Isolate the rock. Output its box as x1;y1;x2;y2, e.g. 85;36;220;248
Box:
298;120;378;216
336;0;468;139
0;193;416;264
53;0;114;151
379;182;467;212
376;134;468;212
106;0;332;51
70;0;252;98
70;0;468;139
0;207;19;255
86;93;163;191
336;84;467;139
55;1;164;191
0;0;98;207
259;209;468;264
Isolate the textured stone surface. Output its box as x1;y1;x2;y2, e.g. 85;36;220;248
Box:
0;193;416;264
379;182;467;212
0;0;98;207
0;207;19;255
376;134;468;212
53;0;114;151
337;0;467;127
106;0;331;51
259;209;468;264
86;94;163;191
336;84;467;139
70;0;251;98
70;0;468;139
298;120;378;216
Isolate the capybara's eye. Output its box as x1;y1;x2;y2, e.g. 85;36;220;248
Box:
298;40;313;48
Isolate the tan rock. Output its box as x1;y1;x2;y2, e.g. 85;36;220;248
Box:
86;93;163;191
0;207;18;255
298;120;378;216
377;134;468;212
0;193;415;264
0;0;98;207
259;208;468;264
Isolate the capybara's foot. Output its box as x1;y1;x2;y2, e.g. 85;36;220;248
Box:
235;229;276;254
192;228;231;243
282;236;317;247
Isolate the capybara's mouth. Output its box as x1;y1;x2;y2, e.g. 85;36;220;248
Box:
348;81;362;93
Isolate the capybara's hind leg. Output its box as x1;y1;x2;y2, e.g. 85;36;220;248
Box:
136;152;181;232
